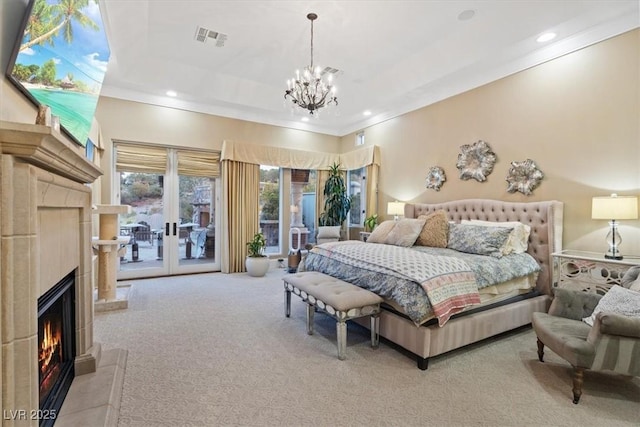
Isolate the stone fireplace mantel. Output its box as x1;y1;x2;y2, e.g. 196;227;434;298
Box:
0;121;103;426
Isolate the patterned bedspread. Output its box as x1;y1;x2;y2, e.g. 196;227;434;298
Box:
303;241;541;326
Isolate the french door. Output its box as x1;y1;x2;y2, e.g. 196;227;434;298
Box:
115;144;221;279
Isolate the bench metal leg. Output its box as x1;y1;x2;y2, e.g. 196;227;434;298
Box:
370;314;380;348
336;320;347;360
284;289;291;318
306;304;314;335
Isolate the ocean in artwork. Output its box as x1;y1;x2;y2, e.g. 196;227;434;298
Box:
30;88;97;145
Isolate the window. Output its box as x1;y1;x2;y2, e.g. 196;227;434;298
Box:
290;169;317;245
259;166;281;254
356;131;365;146
348;167;366;227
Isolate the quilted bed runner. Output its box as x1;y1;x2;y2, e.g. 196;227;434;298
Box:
308;241;480;326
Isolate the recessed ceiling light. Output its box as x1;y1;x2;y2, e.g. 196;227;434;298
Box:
536;32;556;43
363;110;372;116
166;90;177;97
301;117;309;122
458;10;475;21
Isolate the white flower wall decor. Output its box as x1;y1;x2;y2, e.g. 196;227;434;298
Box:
505;159;544;196
456;140;497;182
425;166;446;191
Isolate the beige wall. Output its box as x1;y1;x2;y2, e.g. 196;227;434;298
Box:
94;97;340;202
340;29;640;255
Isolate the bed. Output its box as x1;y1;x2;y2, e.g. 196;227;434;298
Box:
303;199;563;369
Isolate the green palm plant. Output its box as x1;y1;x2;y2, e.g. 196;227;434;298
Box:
20;0;99;53
319;163;351;227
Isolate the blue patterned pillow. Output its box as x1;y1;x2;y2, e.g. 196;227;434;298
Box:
447;223;513;258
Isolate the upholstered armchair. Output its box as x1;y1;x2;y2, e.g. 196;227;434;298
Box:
532;287;640;404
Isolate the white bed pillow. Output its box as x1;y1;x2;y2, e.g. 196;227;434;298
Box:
582;285;640;326
317;226;341;239
461;220;531;255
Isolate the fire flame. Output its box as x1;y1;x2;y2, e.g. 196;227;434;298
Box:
39;319;61;375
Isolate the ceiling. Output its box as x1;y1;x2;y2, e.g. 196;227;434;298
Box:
98;1;639;137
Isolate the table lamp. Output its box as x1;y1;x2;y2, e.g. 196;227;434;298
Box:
387;201;405;221
591;194;638;260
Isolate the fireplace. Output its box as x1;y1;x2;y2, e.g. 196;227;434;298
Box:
38;271;76;426
1;122;103;425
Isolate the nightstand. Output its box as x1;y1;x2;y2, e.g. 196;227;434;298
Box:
359;231;371;242
552;250;639;295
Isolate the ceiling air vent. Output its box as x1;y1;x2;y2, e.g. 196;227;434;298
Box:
321;67;342;77
194;26;227;47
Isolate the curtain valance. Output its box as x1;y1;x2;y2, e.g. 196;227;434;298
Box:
221;141;379;169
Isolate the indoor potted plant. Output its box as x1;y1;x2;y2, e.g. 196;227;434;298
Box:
318;162;352;242
364;214;378;232
245;232;269;277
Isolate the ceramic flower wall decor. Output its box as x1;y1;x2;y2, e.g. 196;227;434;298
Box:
425;166;446;191
505;159;544;195
456;140;497;182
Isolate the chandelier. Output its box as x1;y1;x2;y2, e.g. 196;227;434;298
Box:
284;13;337;115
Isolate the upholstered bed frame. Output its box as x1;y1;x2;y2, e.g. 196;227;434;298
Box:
355;199;564;370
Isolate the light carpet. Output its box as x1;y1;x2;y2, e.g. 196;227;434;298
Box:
95;269;640;427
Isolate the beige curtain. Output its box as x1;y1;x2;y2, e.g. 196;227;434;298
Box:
365;163;379;218
221;160;260;273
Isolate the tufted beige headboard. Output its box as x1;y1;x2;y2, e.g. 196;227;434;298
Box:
405;199;563;296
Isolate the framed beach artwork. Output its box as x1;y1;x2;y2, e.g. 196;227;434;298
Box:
6;0;111;147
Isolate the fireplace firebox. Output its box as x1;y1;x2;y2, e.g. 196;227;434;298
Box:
38;271;76;426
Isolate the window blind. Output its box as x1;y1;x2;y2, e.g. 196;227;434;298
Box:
177;150;220;178
115;144;167;173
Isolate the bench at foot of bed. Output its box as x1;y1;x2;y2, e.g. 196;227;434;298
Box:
283;271;383;360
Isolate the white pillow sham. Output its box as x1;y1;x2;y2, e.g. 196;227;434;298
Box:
461;219;531;255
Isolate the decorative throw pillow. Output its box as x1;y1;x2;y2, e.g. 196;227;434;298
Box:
447;223;513;258
621;266;640;291
582;285;640;326
462;219;531;255
366;220;396;243
384;218;426;247
367;218;426;247
415;210;449;248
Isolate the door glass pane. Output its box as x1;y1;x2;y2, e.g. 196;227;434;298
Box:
291;169;316;245
118;171;165;271
177;175;216;266
260;166;280;255
348;167;366;226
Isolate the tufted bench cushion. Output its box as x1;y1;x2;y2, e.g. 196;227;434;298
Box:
283;271;383;360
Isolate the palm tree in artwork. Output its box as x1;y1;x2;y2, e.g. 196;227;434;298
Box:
20;0;99;52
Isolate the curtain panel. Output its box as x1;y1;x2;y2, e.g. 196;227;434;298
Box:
221;160;260;273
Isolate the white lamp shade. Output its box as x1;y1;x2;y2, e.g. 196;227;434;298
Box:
387;201;405;216
592;195;638;220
